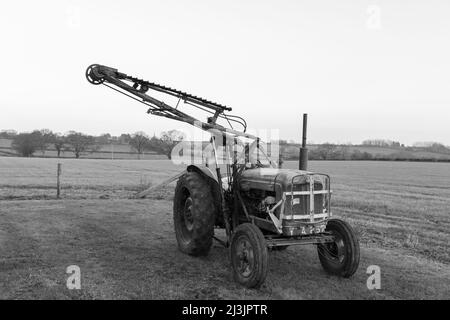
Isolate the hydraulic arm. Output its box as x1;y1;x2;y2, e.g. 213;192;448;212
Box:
85;64;256;139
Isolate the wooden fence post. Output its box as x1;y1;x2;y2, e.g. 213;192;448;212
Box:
57;163;62;199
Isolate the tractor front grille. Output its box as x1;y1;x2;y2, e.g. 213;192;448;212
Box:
282;173;331;223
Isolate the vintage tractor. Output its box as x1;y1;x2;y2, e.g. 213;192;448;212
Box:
86;64;360;288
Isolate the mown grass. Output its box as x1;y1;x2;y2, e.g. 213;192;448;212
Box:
1;157;449;265
1;199;449;299
284;160;450;264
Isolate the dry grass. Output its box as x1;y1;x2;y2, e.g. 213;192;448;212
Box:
0;158;184;200
286;161;450;264
0;157;449;299
1;199;449;299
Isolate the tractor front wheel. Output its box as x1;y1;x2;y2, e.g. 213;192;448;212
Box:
317;218;360;277
230;223;268;288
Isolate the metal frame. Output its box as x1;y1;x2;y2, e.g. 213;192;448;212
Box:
266;233;335;247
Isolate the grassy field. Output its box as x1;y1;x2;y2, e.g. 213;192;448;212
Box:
0;138;166;160
0;157;184;199
0;157;449;299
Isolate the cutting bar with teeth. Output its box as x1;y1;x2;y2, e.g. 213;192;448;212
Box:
86;64;253;139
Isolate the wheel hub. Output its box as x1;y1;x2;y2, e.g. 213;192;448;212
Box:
236;238;254;277
183;197;194;231
321;233;345;263
85;64;105;85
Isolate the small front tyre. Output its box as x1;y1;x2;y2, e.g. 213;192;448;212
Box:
317;218;360;278
230;223;268;288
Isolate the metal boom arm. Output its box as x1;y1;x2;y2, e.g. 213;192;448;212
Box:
86;64;256;139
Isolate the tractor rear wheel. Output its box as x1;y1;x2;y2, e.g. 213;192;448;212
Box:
173;172;215;256
317;218;360;277
230;223;268;288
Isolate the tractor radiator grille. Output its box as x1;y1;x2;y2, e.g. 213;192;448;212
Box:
282;174;331;223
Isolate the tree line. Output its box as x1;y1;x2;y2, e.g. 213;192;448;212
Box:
1;129;185;159
2;129;449;161
308;144;374;160
281;142;450;161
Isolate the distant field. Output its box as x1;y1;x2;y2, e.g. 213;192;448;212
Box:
0;138;166;160
0;157;449;299
0;157;184;199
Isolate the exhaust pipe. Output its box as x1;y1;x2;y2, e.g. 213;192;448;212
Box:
299;113;308;171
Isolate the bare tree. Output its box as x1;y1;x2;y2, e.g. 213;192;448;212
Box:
65;131;97;158
152;130;185;159
35;129;55;155
129;131;150;159
53;133;66;157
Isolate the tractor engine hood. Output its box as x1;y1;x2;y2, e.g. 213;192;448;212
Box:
239;168;314;192
239;168;332;234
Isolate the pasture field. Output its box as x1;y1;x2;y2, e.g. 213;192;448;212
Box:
0;157;449;299
0;138;166;160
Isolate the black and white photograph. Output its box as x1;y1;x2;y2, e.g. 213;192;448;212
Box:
0;0;449;304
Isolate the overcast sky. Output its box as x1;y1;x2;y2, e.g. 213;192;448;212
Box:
1;0;449;145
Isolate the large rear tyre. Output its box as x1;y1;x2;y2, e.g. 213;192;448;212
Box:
173;172;215;256
317;218;360;277
230;223;268;288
